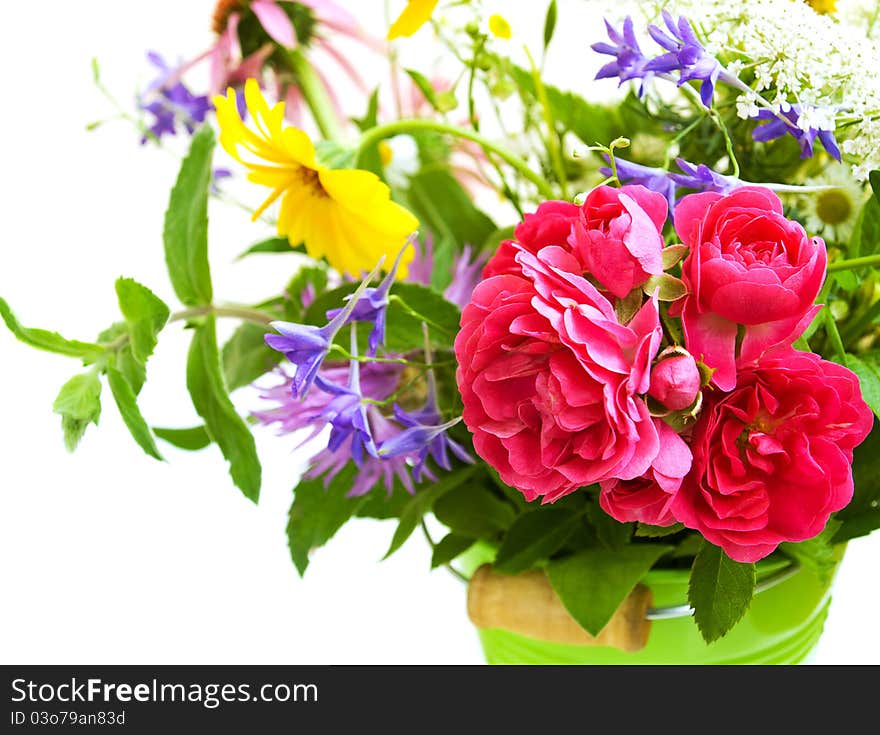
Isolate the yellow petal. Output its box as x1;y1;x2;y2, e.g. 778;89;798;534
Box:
488;14;512;40
387;0;439;40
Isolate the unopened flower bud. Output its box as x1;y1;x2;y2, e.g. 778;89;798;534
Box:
649;348;701;411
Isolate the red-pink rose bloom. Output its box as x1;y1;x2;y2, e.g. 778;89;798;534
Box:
600;421;693;526
484;186;667;300
672;187;827;391
672;348;873;562
649;348;702;411
455;240;668;502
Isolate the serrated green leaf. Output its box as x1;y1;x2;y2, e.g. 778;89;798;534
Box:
163;125;215;306
636;522;685;538
850;195;880;259
53;372;102;451
644;272;688;301
115;278;169;365
433;483;516;538
106;367;163;461
236;236;299;259
585;503;633;550
222;322;281;391
869;170;880;207
688;542;756;643
543;0;558;50
186;314;261;502
431;534;475;569
846;353;880;419
780;519;842;584
546;545;672;636
1;298;105;361
834;419;880;542
287;464;369;576
384;466;479;559
153;425;211;451
493;508;581;574
672;533;705;558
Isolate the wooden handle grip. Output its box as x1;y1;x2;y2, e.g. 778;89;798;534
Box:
467;564;653;653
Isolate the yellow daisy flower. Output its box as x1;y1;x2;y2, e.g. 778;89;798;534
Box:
387;0;439;40
213;79;418;277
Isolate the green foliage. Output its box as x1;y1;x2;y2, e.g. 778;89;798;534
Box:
780;519;842;584
850;195;880;259
153;425;211;451
688;542;756;644
222;322;282;392
834;420;880;542
543;0;558;51
403;168;496;251
236;236;299;259
636;522;686;538
404;69;457;113
869;170;880;206
546;545;672;636
493;508;581;574
384;466;480;559
0;298;105;362
287;465;369;576
115;278;169;365
186;314;261;502
846;352;880;419
431;534;475;569
585;502;633;550
53;372;102;451
163;125;215;307
96;322;147;395
106;367;163;461
432;483;516;538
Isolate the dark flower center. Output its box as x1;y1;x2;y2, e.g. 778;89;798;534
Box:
815;189;852;225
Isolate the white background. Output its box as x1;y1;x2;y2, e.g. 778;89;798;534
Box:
1;1;877;664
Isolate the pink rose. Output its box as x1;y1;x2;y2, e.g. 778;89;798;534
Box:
568;184;668;298
673;187;827;390
672;348;873;562
649;347;701;411
455;242;664;503
599;421;693;526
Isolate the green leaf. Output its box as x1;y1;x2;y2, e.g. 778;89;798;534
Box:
429;237;456;293
106;367;163;461
287;464;369;576
493;508;581;574
846;353;880;419
236;236;299;259
644;273;688;301
353;87;380;132
384;466;480;559
834;419;880;542
780;519;842;584
0;298;105;361
404;168;496;250
53;372;102;451
222;322;281;391
672;533;704;558
163;124;215;307
153;425;212;451
433;483;517;538
355;479;413;519
850;195;880;259
869;170;880;207
97;322;147;394
404;68;443;112
543;0;558;50
636;522;686;538
431;534;475;569
585;503;633;550
115;278;170;365
546;545;672;636
482;225;516;254
186;314;261;502
688;542;756;643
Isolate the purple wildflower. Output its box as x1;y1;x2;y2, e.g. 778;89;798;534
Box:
407;236;434;287
139;51;211;143
266;260;384;397
601;157;678;211
378;372;472;481
314;357;375;466
326;241;411;356
443;245;490;309
751;105;841;161
669;158;738;194
592;17;654;97
645;13;722;107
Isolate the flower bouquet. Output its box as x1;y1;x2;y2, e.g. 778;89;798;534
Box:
4;0;880;664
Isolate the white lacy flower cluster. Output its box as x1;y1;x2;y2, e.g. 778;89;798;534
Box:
598;0;880;180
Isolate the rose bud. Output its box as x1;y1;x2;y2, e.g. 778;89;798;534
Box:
648;348;701;411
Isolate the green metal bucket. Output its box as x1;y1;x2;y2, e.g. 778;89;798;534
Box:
466;546;844;665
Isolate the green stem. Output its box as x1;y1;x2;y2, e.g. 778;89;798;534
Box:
827;254;880;273
525;46;569;199
170;305;276;327
286;49;344;141
357;120;556;199
824;306;847;363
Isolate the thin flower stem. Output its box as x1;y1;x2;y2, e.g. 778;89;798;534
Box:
824;307;847;362
419;520;469;583
826;254;880;273
357;120;557;199
169;305;276;327
525;46;569;200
